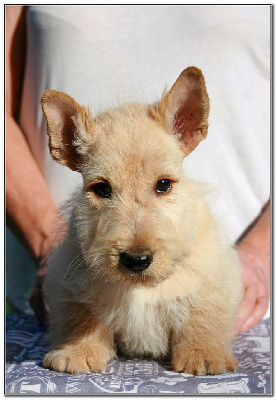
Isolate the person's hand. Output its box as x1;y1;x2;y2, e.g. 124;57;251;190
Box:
29;263;48;326
28;219;66;325
233;201;270;334
235;240;270;333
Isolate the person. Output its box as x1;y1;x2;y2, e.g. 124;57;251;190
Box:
6;5;270;332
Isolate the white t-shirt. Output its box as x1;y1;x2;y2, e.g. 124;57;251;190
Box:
7;5;270;313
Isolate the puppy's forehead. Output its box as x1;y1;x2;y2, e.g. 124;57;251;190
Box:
85;103;184;180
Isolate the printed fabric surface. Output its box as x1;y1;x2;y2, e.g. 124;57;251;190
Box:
5;314;271;395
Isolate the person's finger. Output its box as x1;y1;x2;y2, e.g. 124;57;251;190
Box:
241;295;269;332
29;285;47;325
235;283;257;332
29;271;47;325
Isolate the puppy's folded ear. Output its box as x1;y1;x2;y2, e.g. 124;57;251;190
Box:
152;67;210;156
41;90;95;170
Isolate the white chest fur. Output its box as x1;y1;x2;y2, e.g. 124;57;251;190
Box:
92;273;194;358
115;289;173;358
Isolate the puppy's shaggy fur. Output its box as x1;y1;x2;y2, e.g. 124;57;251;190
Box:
42;67;242;376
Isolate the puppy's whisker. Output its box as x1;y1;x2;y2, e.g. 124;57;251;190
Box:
63;250;90;283
79;254;106;285
64;258;86;283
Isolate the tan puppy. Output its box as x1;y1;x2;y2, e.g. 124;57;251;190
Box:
42;67;242;376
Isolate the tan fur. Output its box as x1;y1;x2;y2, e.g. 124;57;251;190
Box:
42;67;242;375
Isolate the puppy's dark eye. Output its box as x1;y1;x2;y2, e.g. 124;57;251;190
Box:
156;179;172;194
92;182;112;198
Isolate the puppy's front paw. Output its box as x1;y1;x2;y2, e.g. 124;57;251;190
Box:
172;348;238;376
44;344;113;374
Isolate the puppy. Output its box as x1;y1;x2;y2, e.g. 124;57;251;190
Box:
42;67;242;375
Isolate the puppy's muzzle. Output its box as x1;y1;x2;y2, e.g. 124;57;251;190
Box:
120;251;153;272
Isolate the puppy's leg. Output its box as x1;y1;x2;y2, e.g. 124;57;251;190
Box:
171;302;238;375
44;304;116;374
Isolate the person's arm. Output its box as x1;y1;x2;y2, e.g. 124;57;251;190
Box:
6;5;59;322
235;201;270;333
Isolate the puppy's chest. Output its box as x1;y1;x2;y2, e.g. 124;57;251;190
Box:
99;289;190;358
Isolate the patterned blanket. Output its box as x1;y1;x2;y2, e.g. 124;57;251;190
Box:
5;314;271;394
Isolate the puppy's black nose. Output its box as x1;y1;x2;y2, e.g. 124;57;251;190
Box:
120;251;153;272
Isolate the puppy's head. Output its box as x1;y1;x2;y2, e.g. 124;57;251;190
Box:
42;67;209;287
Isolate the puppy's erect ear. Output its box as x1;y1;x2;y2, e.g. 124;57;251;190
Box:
41;90;95;171
152;67;210;156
